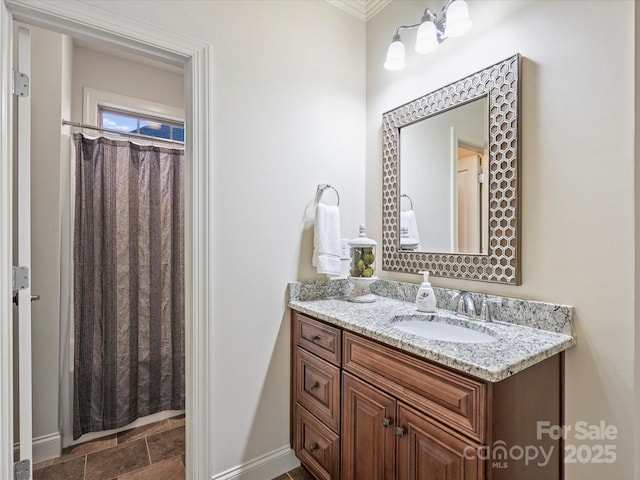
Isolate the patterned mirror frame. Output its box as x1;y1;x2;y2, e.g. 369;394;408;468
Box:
382;54;521;284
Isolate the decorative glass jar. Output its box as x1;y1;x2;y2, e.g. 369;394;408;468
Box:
347;225;377;302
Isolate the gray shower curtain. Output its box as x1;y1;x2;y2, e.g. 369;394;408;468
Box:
73;133;185;439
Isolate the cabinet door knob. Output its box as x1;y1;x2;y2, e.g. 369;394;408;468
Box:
308;442;319;453
309;381;319;391
395;426;406;438
311;335;321;342
382;417;392;428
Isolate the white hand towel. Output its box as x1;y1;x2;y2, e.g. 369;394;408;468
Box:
312;203;341;277
400;210;421;249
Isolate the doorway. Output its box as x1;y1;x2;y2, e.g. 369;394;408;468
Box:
0;2;212;479
456;146;487;254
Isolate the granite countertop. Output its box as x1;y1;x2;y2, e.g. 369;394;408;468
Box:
288;280;576;383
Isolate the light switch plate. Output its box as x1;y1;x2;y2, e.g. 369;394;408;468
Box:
340;239;350;260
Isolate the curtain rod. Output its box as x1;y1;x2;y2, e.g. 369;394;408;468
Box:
62;120;184;146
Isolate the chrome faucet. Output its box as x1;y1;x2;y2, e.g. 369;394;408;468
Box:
456;292;478;318
454;292;501;322
480;298;502;322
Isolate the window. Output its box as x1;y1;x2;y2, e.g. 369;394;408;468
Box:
84;88;185;143
100;108;185;142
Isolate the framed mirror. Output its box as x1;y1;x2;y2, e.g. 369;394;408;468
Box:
382;54;521;284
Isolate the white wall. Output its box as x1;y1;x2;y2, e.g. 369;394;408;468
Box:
70;45;184;122
30;26;65;445
64;0;366;476
367;1;634;479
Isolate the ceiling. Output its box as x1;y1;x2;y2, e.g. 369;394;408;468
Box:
325;0;391;22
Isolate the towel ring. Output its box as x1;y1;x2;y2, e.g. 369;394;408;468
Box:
316;184;340;206
400;194;413;211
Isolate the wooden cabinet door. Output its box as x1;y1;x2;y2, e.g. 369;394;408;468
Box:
396;403;483;480
341;372;396;480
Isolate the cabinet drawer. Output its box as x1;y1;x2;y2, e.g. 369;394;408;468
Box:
295;347;341;432
343;332;487;442
294;311;341;366
294;403;341;480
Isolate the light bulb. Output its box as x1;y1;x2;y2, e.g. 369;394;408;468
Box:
444;0;472;38
415;20;438;54
384;36;406;71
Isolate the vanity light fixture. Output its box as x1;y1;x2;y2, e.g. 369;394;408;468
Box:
384;0;472;71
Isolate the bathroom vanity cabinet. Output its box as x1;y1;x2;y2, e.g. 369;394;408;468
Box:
291;311;564;480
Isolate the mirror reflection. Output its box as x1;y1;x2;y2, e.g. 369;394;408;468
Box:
399;96;488;254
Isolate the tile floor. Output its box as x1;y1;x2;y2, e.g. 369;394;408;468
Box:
33;414;185;480
273;465;315;480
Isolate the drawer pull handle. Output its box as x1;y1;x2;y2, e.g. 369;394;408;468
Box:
395;427;406;438
382;417;392;428
308;442;319;453
309;382;319;391
311;335;321;342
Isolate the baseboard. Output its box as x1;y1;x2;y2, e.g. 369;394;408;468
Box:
211;445;299;480
13;431;62;464
33;432;62;463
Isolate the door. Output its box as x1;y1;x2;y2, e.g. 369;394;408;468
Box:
341;372;395;480
396;403;483;480
14;26;34;479
457;149;481;254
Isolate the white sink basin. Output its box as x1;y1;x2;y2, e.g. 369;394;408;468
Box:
392;316;497;344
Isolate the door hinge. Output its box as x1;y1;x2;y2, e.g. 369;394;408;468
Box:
12;266;29;291
14;459;30;480
477;173;485;184
12;70;29;97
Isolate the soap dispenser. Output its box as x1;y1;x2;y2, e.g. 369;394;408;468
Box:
416;271;437;313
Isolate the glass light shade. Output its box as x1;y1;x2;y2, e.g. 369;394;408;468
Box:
384;39;406;71
415;20;438;55
444;0;472;38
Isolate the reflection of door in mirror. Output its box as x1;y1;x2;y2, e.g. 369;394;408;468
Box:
457;148;487;254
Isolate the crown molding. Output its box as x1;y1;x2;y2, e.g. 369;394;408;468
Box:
325;0;391;22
